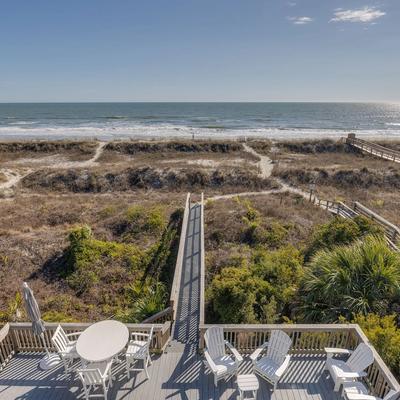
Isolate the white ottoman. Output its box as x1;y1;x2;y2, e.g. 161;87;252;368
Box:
237;374;259;400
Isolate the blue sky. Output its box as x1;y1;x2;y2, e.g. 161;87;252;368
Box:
0;0;399;102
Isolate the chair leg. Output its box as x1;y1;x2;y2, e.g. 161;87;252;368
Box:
126;359;130;379
82;384;90;400
103;382;108;400
148;353;152;365
144;358;150;379
334;379;342;392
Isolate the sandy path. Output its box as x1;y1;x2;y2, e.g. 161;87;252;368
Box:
54;141;107;169
242;143;273;178
0;141;106;193
0;169;24;190
208;145;335;211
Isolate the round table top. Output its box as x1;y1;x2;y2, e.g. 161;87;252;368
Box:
76;320;129;363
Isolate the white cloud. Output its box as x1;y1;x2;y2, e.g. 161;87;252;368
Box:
287;2;297;7
288;16;314;25
330;6;385;23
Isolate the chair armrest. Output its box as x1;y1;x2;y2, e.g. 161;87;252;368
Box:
324;347;353;359
250;342;269;363
275;355;291;378
204;350;218;373
225;341;243;363
345;394;377;400
338;371;368;379
66;331;82;339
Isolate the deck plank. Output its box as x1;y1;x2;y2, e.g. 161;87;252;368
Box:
0;352;343;400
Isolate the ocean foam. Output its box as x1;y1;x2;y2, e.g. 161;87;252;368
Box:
0;123;399;140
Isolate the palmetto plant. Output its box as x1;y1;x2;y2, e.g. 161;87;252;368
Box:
123;280;167;322
298;235;400;322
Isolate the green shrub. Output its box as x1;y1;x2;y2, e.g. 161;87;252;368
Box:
252;245;304;318
65;225;145;295
117;281;167;322
125;205;166;236
305;216;384;259
353;313;400;378
207;265;260;323
42;311;78;323
299;235;400;322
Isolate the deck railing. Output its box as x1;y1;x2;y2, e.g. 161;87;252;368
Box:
141;306;173;324
0;321;171;372
199;323;400;398
170;192;191;320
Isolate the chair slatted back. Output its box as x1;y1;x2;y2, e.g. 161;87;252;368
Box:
347;343;374;373
204;326;225;360
266;330;292;365
384;390;400;400
147;325;154;349
78;368;102;386
51;325;70;353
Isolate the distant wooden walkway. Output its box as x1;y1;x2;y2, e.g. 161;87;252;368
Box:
346;135;400;163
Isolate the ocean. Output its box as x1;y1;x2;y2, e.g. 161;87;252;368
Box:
0;102;399;141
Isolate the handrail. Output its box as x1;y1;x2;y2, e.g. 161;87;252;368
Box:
142;306;173;324
346;136;400;161
199;193;205;327
169;193;191;320
354;202;400;241
199;323;400;397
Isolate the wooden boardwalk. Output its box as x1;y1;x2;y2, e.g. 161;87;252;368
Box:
0;352;342;399
346;136;400;163
170;202;201;353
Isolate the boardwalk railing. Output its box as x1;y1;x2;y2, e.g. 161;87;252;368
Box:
170;193;191;320
0;321;171;371
142;192;192;324
199;323;400;398
354;201;400;247
346;135;400;162
199;193;206;327
309;194;400;250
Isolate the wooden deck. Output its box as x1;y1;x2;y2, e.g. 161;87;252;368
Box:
0;352;342;399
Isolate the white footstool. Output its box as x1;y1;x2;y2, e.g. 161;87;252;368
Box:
238;374;259;400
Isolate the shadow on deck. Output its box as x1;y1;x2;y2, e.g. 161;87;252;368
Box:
0;353;341;400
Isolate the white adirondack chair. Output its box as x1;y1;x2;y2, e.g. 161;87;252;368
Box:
77;359;113;400
51;324;82;373
342;381;399;400
250;330;292;390
126;325;154;379
325;343;374;392
204;326;243;386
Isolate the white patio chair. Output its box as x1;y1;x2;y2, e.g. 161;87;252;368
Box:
51;324;82;374
77;359;113;400
325;343;374;392
126;325;154;379
342;381;399;400
204;326;243;386
250;330;292;391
